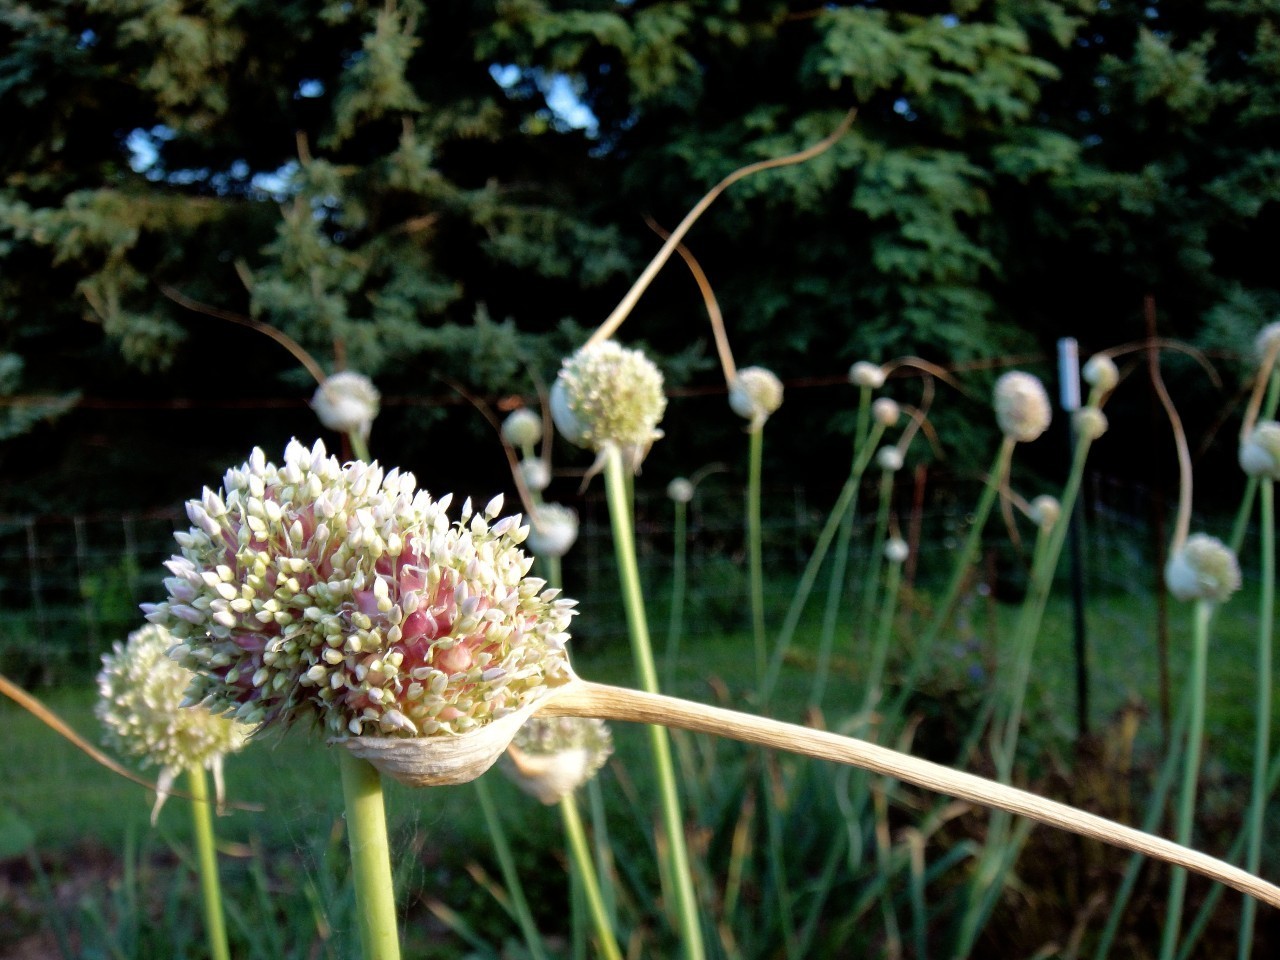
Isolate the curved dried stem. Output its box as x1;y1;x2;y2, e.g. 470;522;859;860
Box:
1139;333;1194;551
1099;338;1222;390
645;217;736;383
882;357;969;399
538;680;1280;911
587;109;857;346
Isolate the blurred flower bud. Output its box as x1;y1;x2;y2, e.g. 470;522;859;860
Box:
1240;421;1280;480
884;537;909;564
1074;407;1109;441
502;716;613;804
1029;495;1061;531
1164;534;1241;604
520;457;551;493
872;397;900;427
551;342;666;471
848;361;886;389
728;366;784;432
876;446;904;472
1256;322;1280;363
311;371;380;440
502;408;543;450
1082;355;1119;394
667;478;694;504
525;503;579;559
994;372;1052;443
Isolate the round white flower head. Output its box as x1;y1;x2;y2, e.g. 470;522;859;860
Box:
848;361;886;389
884;537;910;564
728;366;784;432
1029;495;1061;531
502;716;613;804
1240;421;1280;480
1255;322;1280;363
502;408;543;451
143;439;575;738
994;372;1052;443
667;477;695;504
519;457;551;493
1164;533;1242;604
1074;407;1109;441
525;503;579;559
1082;355;1119;394
311;372;380;440
97;624;249;821
550;341;666;470
876;446;904;472
872;397;900;427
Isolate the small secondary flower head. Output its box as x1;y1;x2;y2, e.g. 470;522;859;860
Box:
1165;533;1241;604
1074;407;1109;441
519;458;551;493
550;341;666;471
729;366;784;432
1029;495;1061;531
876;446;904;472
1083;355;1119;395
311;372;380;441
525;503;579;559
667;477;695;503
97;624;248;820
994;372;1052;443
1240;421;1280;480
872;397;900;427
884;537;909;564
502;408;543;451
502;716;613;804
144;439;575;738
848;361;886;389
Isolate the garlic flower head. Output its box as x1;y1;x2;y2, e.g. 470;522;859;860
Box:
502;716;613;804
1240;421;1280;480
667;477;695;504
884;537;910;564
525;503;579;559
1074;407;1109;441
872;397;900;427
311;372;380;441
96;624;248;821
502;408;543;451
1164;533;1242;604
876;446;904;472
994;371;1052;443
1082;355;1119;395
519;457;551;493
1029;495;1061;531
848;361;886;389
728;366;784;432
143;439;575;739
550;341;666;471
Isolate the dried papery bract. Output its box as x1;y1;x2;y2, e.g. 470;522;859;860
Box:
728;366;783;432
144;439;576;740
994;371;1052;443
312;371;380;441
97;624;249;821
550;341;667;474
502;716;613;805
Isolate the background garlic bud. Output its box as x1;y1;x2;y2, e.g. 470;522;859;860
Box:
884;537;910;564
1074;407;1109;441
848;361;886;389
520;457;552;493
550;341;666;469
502;408;543;450
525;503;579;558
1029;495;1061;530
667;477;694;503
872;397;900;427
1082;355;1119;394
311;371;380;440
994;371;1052;443
501;716;613;804
728;366;784;432
1240;421;1280;479
876;446;904;472
1255;321;1280;362
1164;533;1241;603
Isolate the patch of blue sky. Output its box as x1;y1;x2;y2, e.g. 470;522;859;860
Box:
489;63;598;136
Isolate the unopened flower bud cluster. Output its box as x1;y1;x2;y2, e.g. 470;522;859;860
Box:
728;366;783;432
145;439;575;739
1165;533;1241;604
994;372;1051;443
312;372;380;440
525;503;579;558
551;341;666;469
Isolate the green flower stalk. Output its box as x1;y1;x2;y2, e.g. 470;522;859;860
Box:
665;477;694;689
96;624;248;960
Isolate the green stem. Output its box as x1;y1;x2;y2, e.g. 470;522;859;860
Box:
748;427;767;688
348;431;371;464
475;776;550;960
541;554;563;594
561;795;624;960
337;751;401;960
603;445;705;960
664;499;689;690
187;766;230;960
1239;478;1274;958
1158;600;1213;960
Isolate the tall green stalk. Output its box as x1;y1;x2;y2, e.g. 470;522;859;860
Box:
603;445;705;960
1239;477;1274;957
748;427;767;687
338;751;401;960
475;776;550;960
561;794;625;960
1158;600;1213;960
187;766;230;960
